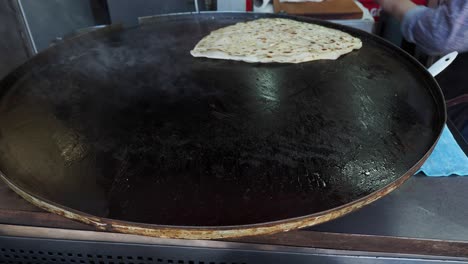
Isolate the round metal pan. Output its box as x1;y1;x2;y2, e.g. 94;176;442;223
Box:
0;13;445;239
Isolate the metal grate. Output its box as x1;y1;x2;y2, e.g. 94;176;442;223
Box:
0;247;245;264
0;235;465;264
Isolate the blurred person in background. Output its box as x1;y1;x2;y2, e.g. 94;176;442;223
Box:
374;0;468;54
375;0;468;140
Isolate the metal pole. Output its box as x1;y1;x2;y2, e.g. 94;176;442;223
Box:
17;0;38;54
194;0;200;13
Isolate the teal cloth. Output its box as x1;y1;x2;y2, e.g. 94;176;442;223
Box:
420;125;468;177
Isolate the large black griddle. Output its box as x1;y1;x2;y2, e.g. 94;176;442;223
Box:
0;13;445;239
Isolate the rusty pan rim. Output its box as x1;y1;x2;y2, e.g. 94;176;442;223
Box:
0;12;446;239
0;135;442;239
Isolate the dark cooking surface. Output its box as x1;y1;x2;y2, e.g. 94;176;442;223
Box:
0;14;443;226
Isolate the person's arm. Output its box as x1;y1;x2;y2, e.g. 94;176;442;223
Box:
375;0;468;55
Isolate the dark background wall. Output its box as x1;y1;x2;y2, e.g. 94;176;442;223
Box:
0;0;32;79
107;0;197;26
19;0;98;51
0;0;200;79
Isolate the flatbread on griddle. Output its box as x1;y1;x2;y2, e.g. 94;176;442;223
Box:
190;18;362;63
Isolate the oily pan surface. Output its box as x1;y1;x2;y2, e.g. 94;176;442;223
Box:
0;14;441;227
